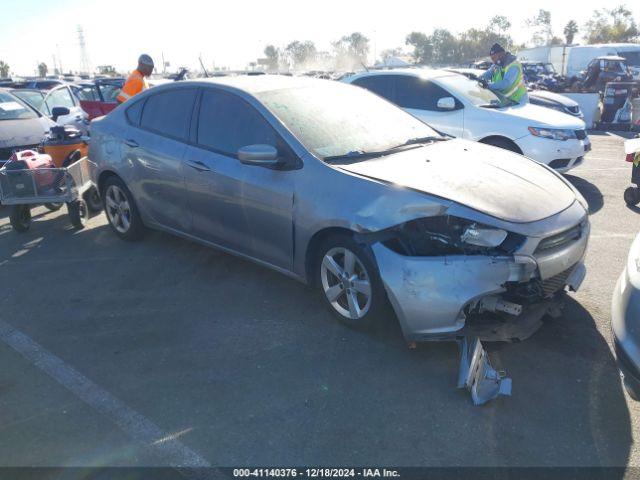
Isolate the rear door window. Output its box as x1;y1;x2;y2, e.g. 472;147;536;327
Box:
352;75;395;102
196;89;278;157
140;88;197;140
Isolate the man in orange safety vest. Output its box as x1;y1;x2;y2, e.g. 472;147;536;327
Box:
116;54;154;103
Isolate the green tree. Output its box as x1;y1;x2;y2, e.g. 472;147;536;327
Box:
0;60;9;78
488;15;511;33
264;45;279;71
527;9;553;46
564;20;579;44
332;32;370;69
584;5;639;43
405;32;433;64
37;62;48;77
284;40;317;70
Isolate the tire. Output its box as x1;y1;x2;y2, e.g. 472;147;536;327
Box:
10;205;31;233
44;202;63;211
481;137;521;154
83;186;103;213
315;234;390;330
624;187;640;206
67;199;88;229
102;176;145;241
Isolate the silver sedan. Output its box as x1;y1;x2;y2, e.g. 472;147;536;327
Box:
89;76;590;341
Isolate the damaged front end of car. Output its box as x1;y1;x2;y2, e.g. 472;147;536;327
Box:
356;210;589;404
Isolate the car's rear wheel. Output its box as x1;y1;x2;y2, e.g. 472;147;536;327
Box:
316;234;389;330
84;186;103;213
103;177;145;241
624;187;640;206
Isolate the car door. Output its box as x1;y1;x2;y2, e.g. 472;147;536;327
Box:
394;76;465;138
183;88;295;270
122;87;197;232
44;86;87;132
72;84;103;120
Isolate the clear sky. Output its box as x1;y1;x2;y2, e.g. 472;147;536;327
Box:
1;0;639;75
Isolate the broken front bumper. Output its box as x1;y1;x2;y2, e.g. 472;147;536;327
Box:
371;225;589;342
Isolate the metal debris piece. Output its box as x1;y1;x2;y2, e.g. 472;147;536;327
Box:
457;337;512;406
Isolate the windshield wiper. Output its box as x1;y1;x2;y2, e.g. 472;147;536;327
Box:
324;137;445;163
393;136;446;147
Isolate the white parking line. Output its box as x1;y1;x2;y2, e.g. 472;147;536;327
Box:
0;319;215;478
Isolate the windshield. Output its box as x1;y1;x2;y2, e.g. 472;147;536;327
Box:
437;74;514;108
11;90;46;113
544;63;556;74
257;83;441;160
620;51;640;67
0;91;39;120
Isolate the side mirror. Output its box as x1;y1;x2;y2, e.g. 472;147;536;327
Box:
51;106;70;122
437;97;456;110
237;144;280;166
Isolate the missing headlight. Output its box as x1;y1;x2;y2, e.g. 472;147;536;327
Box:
381;216;524;257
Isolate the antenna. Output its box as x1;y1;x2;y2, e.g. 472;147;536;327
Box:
77;25;92;74
199;56;209;78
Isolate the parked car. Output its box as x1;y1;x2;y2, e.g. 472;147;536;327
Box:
344;69;590;173
612;231;640;400
10;79;65;90
90;76;589;339
71;78;124;120
0;89;56;167
521;61;568;92
448;68;583;118
11;85;89;134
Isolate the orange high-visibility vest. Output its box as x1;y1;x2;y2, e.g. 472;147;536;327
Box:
116;69;148;103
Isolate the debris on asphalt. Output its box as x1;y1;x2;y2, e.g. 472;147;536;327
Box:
457;336;512;406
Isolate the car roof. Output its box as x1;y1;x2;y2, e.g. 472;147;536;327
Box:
346;68;454;81
151;75;344;94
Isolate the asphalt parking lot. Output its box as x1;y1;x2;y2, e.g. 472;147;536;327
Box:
0;132;639;471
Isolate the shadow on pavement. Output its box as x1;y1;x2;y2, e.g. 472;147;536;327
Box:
0;209;632;469
565;174;604;215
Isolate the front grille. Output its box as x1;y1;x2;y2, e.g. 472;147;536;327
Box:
536;223;583;253
575;129;587;140
0;144;40;161
541;267;573;297
549;158;570;169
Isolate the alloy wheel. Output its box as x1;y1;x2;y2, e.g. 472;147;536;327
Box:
105;185;132;234
320;247;372;320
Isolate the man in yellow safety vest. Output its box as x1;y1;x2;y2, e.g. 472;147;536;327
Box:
479;43;528;104
116;54;154;104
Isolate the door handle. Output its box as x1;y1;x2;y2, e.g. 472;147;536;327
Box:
186;160;211;172
124;139;139;148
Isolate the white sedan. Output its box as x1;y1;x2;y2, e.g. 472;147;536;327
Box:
343;69;590;173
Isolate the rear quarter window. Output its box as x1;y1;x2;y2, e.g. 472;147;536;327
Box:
125;99;145;126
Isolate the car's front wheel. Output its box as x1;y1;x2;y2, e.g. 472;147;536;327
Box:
103;177;145;241
316;234;390;330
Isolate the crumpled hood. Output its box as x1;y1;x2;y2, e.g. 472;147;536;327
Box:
337;139;577;223
0;117;52;148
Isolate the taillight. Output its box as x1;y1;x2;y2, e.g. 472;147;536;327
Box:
627;153;635;163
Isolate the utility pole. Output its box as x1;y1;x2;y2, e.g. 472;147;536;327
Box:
57;44;64;74
77;25;92;75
